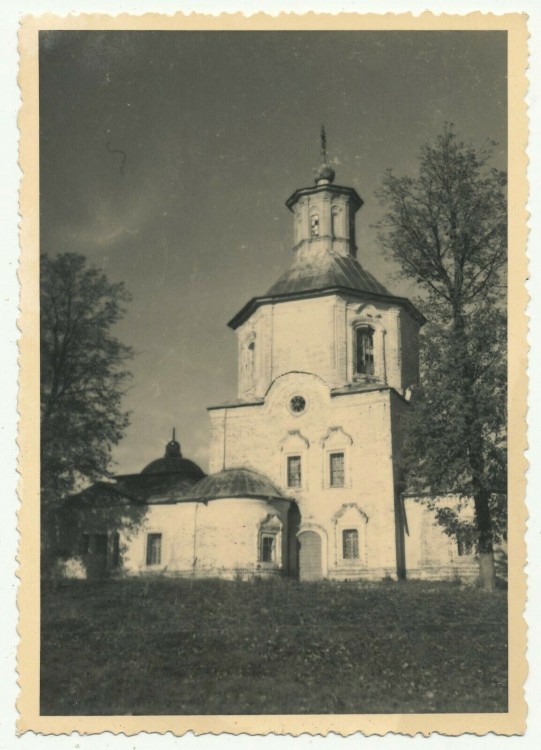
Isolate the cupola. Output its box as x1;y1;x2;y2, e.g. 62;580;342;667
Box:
286;127;363;258
141;428;205;479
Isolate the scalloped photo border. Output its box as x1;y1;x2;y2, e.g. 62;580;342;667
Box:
17;10;529;737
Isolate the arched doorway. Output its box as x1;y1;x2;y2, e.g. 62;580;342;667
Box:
298;530;322;581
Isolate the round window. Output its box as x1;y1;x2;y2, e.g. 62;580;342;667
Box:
289;395;306;414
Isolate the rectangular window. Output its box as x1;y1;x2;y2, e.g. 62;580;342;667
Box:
261;535;275;563
111;533;120;568
94;533;108;556
331;210;339;238
330;452;345;487
287;455;302;488
355;327;375;376
80;533;91;555
343;529;359;560
456;531;474;557
310;215;320;237
146;533;162;566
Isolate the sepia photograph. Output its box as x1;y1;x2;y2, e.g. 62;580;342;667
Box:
18;16;527;732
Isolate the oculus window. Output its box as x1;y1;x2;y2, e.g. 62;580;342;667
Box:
289;395;306;414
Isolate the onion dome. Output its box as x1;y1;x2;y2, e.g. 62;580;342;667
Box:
141;428;205;480
315;125;335;184
315;162;335;184
186;467;287;503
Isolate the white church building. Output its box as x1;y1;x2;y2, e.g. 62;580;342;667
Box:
60;151;478;583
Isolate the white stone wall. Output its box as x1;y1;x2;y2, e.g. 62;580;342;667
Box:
292;191;355;257
210;372;402;579
235;295;421;399
403;497;478;581
64;497;291;579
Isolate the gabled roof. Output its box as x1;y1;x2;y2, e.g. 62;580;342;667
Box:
228;250;425;329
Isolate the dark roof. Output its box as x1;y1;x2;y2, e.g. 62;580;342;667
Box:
141;456;205;478
228;250;425;329
66;435;206;508
64;481;136;508
266;250;390;297
185;467;288;503
140;436;205;480
113;471;203;504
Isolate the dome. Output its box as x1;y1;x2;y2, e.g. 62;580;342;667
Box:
141;430;205;480
141;456;205;478
186;467;287;503
315;162;335;183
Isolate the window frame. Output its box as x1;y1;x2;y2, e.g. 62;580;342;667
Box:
258;514;282;567
260;534;276;563
321;428;353;490
331;206;341;238
354;325;375;377
342;528;360;560
310;213;320;237
111;532;121;568
286;454;302;489
456;530;475;557
146;532;163;566
329;451;345;488
80;533;91;555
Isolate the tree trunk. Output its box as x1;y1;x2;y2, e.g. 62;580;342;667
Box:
478;551;496;592
452;305;497;592
473;488;496;591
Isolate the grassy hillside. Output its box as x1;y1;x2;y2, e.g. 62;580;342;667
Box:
40;577;507;715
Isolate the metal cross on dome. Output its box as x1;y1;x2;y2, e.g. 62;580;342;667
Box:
320;125;328;163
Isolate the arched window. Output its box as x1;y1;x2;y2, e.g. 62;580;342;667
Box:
310;214;320;237
355;326;375;376
243;339;255;390
331;207;340;238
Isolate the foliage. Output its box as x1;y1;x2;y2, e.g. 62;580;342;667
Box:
40;578;508;715
376;126;507;580
40;253;133;557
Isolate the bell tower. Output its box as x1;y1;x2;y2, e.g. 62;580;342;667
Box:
286;127;363;258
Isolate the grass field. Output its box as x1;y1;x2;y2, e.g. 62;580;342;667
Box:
40;577;507;715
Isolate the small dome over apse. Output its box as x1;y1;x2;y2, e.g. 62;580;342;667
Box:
141;428;205;480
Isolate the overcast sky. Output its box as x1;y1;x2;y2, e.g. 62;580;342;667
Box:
39;30;507;475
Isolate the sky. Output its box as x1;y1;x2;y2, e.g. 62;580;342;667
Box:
39;30;507;475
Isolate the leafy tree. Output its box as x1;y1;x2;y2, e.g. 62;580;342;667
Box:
40;253;133;566
376;126;507;591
